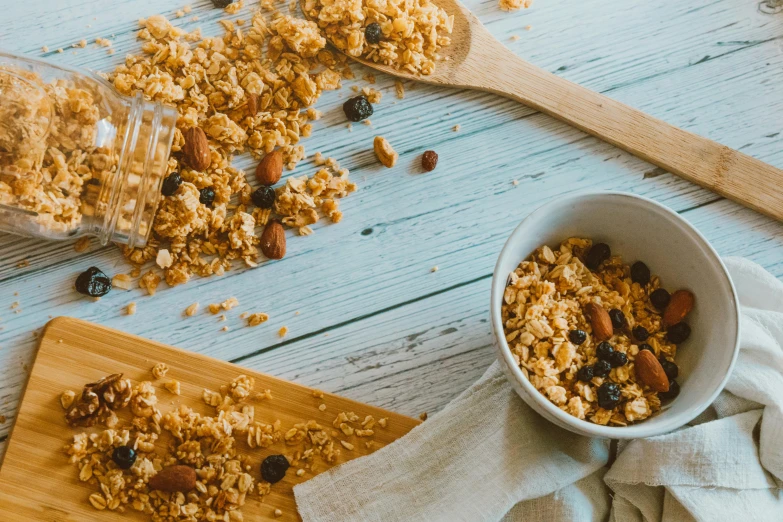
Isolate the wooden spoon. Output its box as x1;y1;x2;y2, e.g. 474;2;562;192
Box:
303;0;783;221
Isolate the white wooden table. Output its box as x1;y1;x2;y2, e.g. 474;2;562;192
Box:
1;0;782;463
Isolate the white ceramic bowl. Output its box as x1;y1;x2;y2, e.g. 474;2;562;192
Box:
490;192;740;439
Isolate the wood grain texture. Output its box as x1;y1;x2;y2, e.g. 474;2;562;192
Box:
1;0;782;467
0;317;418;520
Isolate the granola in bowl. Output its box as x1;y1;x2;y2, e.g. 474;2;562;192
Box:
302;0;454;75
501;238;692;426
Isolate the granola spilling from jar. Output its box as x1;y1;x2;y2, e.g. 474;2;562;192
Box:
501;238;693;426
0;68;115;234
302;0;454;75
112;12;357;287
62;371;385;519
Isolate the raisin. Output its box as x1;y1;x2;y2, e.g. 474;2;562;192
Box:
421;150;438;172
568;329;587;345
161;172;182;196
576;365;594;382
593;360;611;377
609;309;627;329
596;342;614;361
251;186;276;209
666;323;691;344
649;288;671;310
632;325;649;342
75;267;112;297
342;96;373;122
212;0;234;7
630;261;651;286
261;455;290;484
658;379;680;402
364;22;383;45
638;343;654;353
112;446;137;470
597;382;621;409
608;351;627;368
660;359;679;379
584;243;610;270
199;187;216;206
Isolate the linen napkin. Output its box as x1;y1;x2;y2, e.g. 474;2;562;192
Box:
294;258;783;521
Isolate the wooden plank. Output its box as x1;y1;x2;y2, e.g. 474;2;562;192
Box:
1;0;781;277
2;196;782;445
0;317;418;520
224;199;783;419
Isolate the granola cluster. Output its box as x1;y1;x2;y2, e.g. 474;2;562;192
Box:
111;12;356;287
498;0;533;12
302;0;454;75
63;372;385;520
501;238;680;426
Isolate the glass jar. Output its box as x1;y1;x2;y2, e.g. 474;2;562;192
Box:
0;51;177;248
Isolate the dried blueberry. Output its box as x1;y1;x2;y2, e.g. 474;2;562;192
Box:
609;309;627;329
593;360;612;377
112;446;137;470
597;382;621;410
75;267;112;297
638;343;654;353
161;172;182;196
261;454;290;484
342;95;373;122
251;186;276;209
667;323;691;344
649;288;671;310
596;342;614;361
660;359;679;380
584;243;610;270
608;350;627;368
577;365;594;382
568;329;587;346
630;261;651;286
421;150;438;172
199;187;216;206
658;379;680;402
364;22;383;45
632;325;649;342
212;0;235;7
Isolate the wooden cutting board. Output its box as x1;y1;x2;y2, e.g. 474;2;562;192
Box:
0;317;420;520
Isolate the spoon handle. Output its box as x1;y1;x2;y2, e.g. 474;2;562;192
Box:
486;51;783;220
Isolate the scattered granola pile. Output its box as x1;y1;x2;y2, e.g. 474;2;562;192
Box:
110;11;356;288
501;238;692;426
302;0;454;75
498;0;533;12
62;371;388;519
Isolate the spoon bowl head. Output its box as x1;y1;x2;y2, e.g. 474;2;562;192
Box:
300;0;481;86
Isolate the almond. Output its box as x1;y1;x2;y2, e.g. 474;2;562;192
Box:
255;149;283;186
148;465;196;493
183;127;211;171
583;302;613;341
247;94;259;116
662;289;695;327
261;220;286;260
634;350;670;392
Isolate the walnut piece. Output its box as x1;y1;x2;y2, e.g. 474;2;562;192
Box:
65;374;132;427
